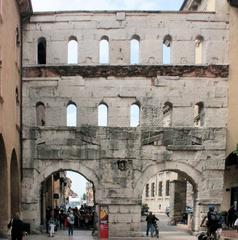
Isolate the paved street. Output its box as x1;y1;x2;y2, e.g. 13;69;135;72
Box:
14;214;196;240
0;214;196;240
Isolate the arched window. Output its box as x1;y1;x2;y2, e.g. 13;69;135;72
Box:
163;35;172;64
36;102;45;126
130;35;140;64
37;37;46;64
68;37;78;64
195;35;204;64
98;103;108;126
194;102;204;127
162;102;173;127
99;36;109;64
130;103;140;127
67;102;77;127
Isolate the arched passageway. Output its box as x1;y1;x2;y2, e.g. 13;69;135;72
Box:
135;162;202;231
0;135;8;233
142;170;195;228
10;149;20;216
40;169;96;232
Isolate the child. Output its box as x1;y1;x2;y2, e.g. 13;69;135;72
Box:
48;216;56;237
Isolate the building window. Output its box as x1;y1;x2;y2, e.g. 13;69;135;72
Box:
195;35;203;64
166;180;170;196
36;102;45;126
98;103;108;126
130;103;140;127
151;182;155;197
68;36;78;64
145;184;149;198
207;0;215;11
67;102;77;127
130;35;140;64
163;35;172;64
194;102;204;127
37;37;46;64
158;181;163;197
162;102;173;127
99;36;109;64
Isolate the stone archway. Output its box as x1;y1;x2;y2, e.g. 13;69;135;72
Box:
10;149;20;216
134;161;203;197
134;161;204;231
0;135;8;234
21;160;99;232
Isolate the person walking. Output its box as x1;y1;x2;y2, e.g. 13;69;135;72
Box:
146;212;159;237
48;216;56;237
67;209;75;236
8;213;24;240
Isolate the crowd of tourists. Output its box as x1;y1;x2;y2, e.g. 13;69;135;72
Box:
46;205;95;237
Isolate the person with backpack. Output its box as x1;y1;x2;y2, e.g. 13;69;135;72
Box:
201;206;221;240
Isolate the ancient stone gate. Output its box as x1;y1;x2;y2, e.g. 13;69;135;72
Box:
22;10;228;238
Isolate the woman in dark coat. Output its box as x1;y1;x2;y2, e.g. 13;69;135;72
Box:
8;213;24;240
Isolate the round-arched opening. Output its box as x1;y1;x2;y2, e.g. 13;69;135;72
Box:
68;37;78;64
135;161;202;232
130;36;140;64
163;35;172;64
36;101;46;126
37;37;46;64
40;170;96;232
0;135;8;229
67;102;77;127
10;149;20;216
98;103;108;126
99;37;109;64
163;102;173;127
130;103;140;127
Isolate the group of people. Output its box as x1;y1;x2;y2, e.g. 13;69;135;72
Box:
46;205;96;237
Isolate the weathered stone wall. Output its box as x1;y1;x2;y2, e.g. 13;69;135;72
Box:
23;11;228;66
22;66;228;129
22;10;229;238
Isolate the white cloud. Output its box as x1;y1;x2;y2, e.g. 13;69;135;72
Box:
31;0;184;12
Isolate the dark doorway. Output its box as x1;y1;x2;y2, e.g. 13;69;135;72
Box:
231;187;238;208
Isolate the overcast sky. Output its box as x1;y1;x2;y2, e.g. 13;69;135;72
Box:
31;0;184;12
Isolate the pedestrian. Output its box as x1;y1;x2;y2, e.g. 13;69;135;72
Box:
45;206;52;234
7;212;24;240
48;216;56;237
67;209;75;236
228;205;236;228
201;206;221;240
146;212;158;237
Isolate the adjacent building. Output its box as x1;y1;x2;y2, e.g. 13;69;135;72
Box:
0;0;31;235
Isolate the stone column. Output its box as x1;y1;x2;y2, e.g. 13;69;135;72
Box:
169;180;187;224
107;204;142;238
